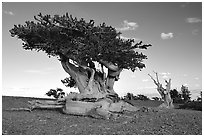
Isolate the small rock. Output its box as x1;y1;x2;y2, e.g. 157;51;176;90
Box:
2;130;8;135
39;119;47;122
122;121;128;124
160;125;165;129
70;124;77;127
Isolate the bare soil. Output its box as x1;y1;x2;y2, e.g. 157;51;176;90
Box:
2;96;202;135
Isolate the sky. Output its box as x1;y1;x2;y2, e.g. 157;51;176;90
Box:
2;2;202;99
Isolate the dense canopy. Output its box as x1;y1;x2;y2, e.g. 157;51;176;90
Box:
10;13;151;72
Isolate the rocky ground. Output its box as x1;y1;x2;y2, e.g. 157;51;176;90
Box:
2;96;202;135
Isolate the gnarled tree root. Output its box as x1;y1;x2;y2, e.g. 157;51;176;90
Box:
5;108;33;112
26;98;141;119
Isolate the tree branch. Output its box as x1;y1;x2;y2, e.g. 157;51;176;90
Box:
148;74;158;86
148;73;165;97
101;64;106;80
99;59;119;72
165;79;171;92
153;71;160;84
84;68;95;92
61;59;79;79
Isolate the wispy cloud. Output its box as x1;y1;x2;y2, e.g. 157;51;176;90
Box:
25;70;42;73
161;32;174;40
4;10;14;16
159;72;171;79
194;77;199;80
25;68;55;74
180;2;189;8
116;20;139;31
195;84;200;87
131;74;137;78
192;29;199;35
142;79;149;82
183;74;188;77
160;72;171;75
120;35;132;40
136;86;156;90
183;83;188;86
3;87;54;98
186;18;202;23
120;35;141;42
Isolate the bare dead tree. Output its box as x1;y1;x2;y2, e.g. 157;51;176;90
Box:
148;71;174;108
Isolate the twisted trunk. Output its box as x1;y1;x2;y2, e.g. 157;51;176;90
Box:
27;56;141;119
60;56;122;101
162;79;174;108
105;68;122;94
61;60;106;100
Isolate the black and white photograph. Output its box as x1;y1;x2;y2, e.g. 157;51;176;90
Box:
2;1;202;135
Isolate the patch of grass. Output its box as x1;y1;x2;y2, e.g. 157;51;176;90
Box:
178;101;202;111
123;99;163;107
2;96;202;135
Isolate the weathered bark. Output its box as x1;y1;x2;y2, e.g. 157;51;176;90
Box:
61;59;108;100
27;55;141;119
148;72;174;108
26;55;141;118
99;59;120;71
99;59;122;95
60;55;123;101
105;68;122;94
28;98;140;119
28;100;65;110
162;79;174;108
47;55;140;118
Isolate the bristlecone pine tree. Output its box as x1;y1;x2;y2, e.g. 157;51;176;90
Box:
10;13;151;101
148;71;174;108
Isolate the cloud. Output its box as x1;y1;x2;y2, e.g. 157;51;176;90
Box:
192;29;199;35
160;72;171;75
136;86;157;90
161;32;174;40
162;75;169;79
4;10;14;16
186;18;202;23
159;72;171;79
142;79;149;82
25;69;45;74
25;68;55;74
120;35;132;40
195;84;200;87
25;70;42;73
194;77;199;80
120;35;141;42
131;75;137;78
116;20;139;31
180;2;189;8
183;83;188;86
2;87;52;98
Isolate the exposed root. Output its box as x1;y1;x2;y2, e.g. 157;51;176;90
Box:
6;107;32;112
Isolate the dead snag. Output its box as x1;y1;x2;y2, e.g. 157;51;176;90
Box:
148;72;174;108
